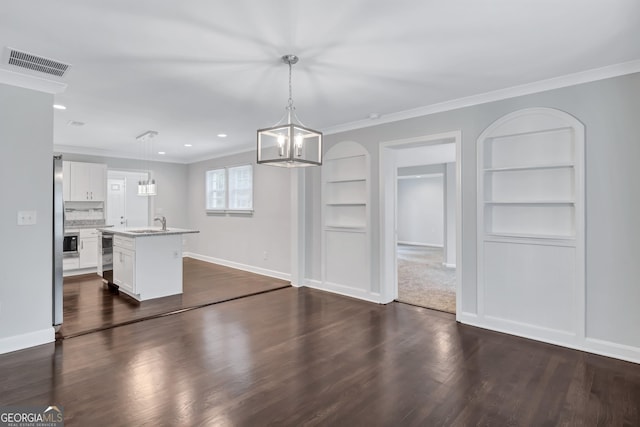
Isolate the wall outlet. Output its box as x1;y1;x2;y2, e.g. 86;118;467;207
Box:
263;251;268;260
17;210;37;225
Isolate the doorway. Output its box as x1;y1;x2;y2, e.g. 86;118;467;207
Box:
107;170;150;228
379;131;462;318
396;166;456;312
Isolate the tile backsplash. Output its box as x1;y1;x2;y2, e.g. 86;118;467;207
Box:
64;201;104;223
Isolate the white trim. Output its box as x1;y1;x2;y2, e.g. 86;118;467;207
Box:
379;130;463;311
183;252;291;282
584;338;640;365
324;59;640;136
54;144;189;164
0;327;55;355
54;144;257;165
63;267;97;277
457;316;640;365
304;279;383;304
0;68;68;94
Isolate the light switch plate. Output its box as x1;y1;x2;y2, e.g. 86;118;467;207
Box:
17;210;37;225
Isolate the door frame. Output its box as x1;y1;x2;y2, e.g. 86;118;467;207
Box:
379;130;462;319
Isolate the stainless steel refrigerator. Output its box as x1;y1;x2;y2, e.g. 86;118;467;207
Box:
53;155;63;329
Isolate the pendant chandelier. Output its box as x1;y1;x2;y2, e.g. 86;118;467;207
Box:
136;130;157;196
257;55;322;167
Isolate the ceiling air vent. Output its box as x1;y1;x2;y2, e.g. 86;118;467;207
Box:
5;48;70;77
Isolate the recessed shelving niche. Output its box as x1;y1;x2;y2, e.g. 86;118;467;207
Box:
322;141;371;296
323;148;368;230
480;126;579;240
476;107;585;343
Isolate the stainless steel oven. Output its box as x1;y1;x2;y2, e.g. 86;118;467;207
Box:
63;232;79;257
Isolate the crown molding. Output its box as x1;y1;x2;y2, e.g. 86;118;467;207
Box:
54;144;188;164
322;59;640;136
57;59;640;164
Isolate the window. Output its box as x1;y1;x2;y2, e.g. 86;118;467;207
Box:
205;169;226;210
206;165;253;212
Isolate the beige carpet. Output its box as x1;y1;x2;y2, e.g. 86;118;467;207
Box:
397;244;456;313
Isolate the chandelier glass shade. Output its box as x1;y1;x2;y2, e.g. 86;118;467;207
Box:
257;55;322;167
136;130;158;196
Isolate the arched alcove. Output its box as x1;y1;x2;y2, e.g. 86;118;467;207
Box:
476;107;585;344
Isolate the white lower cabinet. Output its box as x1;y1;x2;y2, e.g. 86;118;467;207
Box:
113;236;136;294
78;229;99;269
111;233;183;301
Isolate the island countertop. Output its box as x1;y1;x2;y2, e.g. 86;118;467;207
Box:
98;227;199;237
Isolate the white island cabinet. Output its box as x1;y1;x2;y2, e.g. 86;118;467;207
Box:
103;227;199;301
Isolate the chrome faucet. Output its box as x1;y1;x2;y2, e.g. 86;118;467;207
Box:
154;215;167;231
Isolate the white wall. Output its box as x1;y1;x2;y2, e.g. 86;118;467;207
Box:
304;72;640;363
186;151;292;279
397;176;444;246
0;84;54;353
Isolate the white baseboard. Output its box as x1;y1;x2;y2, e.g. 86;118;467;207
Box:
184;252;291;282
457;315;640;365
584;337;640;365
304;279;383;304
397;241;443;248
0;327;55;355
63;267;98;277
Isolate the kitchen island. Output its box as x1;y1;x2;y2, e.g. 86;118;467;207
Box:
98;227;199;301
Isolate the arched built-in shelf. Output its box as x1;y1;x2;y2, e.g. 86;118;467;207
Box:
477;107;585;345
320;141;372;300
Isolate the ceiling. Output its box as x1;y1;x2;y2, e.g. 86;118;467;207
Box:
1;1;639;164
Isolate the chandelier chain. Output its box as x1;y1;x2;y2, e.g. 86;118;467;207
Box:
287;60;294;114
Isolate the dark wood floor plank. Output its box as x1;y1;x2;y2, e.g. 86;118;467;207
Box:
59;257;290;338
2;287;640;426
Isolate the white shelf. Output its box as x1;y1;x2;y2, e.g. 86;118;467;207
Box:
485;200;574;205
327;178;366;183
485;232;576;241
484;162;574;172
325;225;367;232
484;127;574;170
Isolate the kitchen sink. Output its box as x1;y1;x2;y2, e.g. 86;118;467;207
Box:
129;229;169;233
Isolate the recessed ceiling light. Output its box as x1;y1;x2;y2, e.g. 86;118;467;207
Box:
53;104;66;110
184;144;192;147
217;133;227;138
67;120;85;127
158;151;166;155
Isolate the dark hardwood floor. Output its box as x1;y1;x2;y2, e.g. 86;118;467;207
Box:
2;286;640;426
58;257;290;338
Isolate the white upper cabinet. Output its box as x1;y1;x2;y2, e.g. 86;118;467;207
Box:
63;161;106;201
